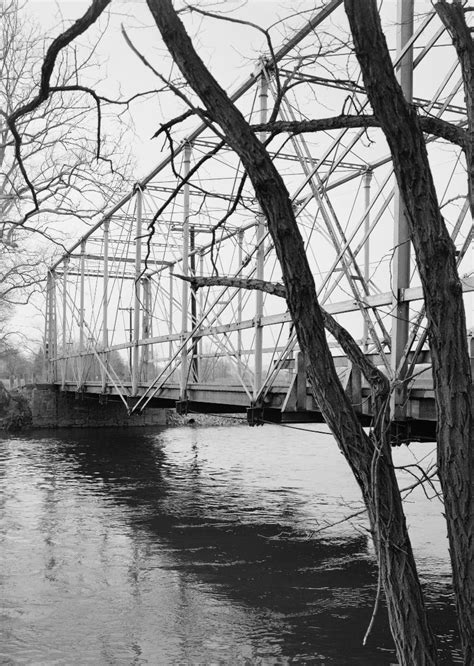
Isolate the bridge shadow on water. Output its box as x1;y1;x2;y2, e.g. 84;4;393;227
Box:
23;425;460;665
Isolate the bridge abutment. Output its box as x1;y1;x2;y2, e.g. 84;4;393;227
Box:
21;384;167;429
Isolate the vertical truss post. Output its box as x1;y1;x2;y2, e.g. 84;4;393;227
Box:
470;334;474;383
295;351;307;411
61;258;68;388
78;239;86;388
254;70;268;400
237;229;244;365
391;0;414;416
180;142;191;401
254;216;265;398
45;270;58;383
363;169;373;352
132;185;143;396
141;276;152;382
276;95;391;362
190;207;199;382
101;219;109;392
169;266;174;362
197;248;205;378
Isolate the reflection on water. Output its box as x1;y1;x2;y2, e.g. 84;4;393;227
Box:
0;424;460;664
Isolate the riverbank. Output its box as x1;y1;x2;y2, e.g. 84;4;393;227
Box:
165;410;246;427
1;381;245;431
0;382;32;431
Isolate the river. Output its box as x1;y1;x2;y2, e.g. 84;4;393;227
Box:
0;422;461;664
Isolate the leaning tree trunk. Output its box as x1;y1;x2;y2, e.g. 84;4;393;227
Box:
147;1;439;662
345;2;473;662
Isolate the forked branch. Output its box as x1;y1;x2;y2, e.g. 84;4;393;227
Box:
176;274;389;398
6;0;111;209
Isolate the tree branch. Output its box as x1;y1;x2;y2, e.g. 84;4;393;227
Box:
49;85;103;160
251;114;467;149
181;2;282;114
175;274;389;397
6;0;111;207
434;0;474;214
9;0;111;124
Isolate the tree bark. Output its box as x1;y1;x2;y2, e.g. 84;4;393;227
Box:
250;115;467;149
178;273;390;402
434;1;474;217
345;2;473;662
147;1;438;663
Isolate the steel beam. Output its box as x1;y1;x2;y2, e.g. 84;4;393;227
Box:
254;71;268;400
180;143;191;401
363;169;373;351
391;0;414;416
45;271;58;383
141;276;152;382
102;219;109;392
169;266;174;361
61;258;68;388
190;202;199;382
78;239;86;388
132;185;143;395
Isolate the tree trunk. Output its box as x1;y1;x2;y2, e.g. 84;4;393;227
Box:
147;1;439;662
434;0;474;218
344;2;473;662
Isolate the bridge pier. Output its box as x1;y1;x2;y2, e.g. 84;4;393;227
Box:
21;385;167;429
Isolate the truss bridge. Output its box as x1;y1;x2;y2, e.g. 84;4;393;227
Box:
43;1;473;441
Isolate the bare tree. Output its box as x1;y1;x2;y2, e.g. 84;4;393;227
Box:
143;1;471;664
0;0;136;346
4;1;472;664
0;0;131;240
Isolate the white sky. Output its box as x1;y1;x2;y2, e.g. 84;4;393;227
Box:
9;1;473;347
16;0;298;344
26;1;322;173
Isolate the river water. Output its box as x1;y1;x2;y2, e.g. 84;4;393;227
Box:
0;423;461;664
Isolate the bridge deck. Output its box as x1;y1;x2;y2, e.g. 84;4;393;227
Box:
54;363;439;442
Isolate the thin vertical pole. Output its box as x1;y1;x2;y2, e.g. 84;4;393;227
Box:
190;210;198;382
254;71;268;400
43;278;49;382
363;169;373;352
169;266;174;362
391;0;413;414
237;230;244;366
141;276;151;382
46;270;57;383
102;220;109;392
62;258;68;387
254;223;265;399
132;185;143;396
79;239;86;387
51;270;57;383
180;142;191;400
196;248;204;380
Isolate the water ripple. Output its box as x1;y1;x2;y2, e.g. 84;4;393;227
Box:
0;427;459;664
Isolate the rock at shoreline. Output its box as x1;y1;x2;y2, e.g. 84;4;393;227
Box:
0;382;32;431
165;410;246;427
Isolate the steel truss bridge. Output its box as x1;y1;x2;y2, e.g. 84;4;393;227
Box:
43;1;473;439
